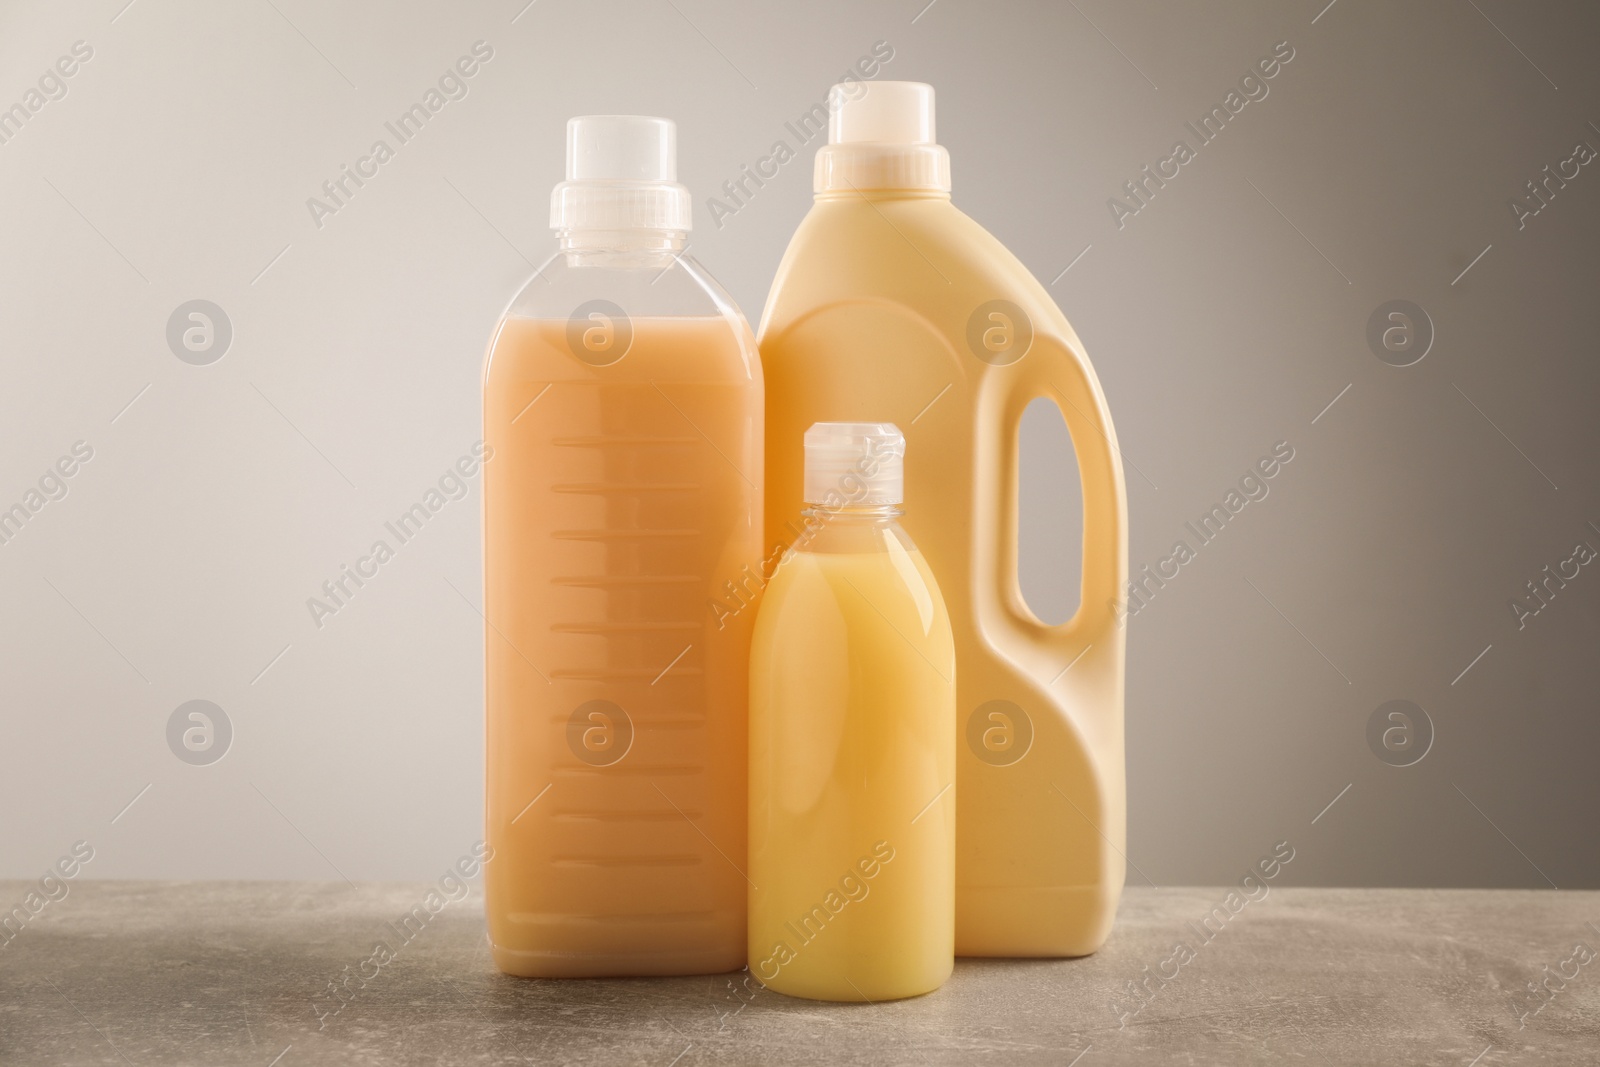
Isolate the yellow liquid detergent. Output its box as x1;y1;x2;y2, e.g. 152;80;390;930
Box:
759;84;1128;956
749;423;955;1001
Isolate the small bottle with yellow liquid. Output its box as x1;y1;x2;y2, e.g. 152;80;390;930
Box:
748;422;955;1002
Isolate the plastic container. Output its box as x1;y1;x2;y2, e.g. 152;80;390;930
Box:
748;422;955;1001
758;83;1128;957
482;115;762;976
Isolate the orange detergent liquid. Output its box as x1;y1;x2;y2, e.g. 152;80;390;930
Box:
483;315;759;976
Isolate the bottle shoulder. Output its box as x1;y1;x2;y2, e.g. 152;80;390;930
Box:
487;250;761;384
503;250;750;324
760;197;1078;351
764;521;950;629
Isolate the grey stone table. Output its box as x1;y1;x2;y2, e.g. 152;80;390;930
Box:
2;882;1597;1065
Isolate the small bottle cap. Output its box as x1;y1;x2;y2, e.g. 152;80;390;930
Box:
551;115;692;232
803;422;905;507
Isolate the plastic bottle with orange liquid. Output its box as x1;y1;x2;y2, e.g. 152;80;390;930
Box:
481;116;761;976
758;83;1129;957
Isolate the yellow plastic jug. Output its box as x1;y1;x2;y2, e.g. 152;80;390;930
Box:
757;82;1128;957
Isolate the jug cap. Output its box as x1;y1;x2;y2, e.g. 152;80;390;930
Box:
804;422;905;506
551;115;692;232
815;81;951;194
830;81;935;145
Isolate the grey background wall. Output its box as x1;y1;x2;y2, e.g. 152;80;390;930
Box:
2;0;1596;889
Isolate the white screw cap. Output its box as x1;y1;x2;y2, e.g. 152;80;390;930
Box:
829;81;936;145
551;115;692;232
803;422;906;507
566;115;676;180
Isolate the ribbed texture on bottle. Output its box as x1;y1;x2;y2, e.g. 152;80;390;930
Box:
549;181;692;232
813;144;951;194
803;421;905;506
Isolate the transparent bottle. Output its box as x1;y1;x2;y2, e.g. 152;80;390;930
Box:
482;116;762;977
748;422;955;1001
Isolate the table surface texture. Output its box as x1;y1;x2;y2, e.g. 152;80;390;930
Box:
2;882;1596;1065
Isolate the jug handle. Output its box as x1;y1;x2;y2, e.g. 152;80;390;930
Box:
996;335;1128;665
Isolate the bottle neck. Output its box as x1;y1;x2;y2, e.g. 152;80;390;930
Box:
790;502;911;557
815;188;951;204
802;503;904;524
813;142;951;199
558;228;687;264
